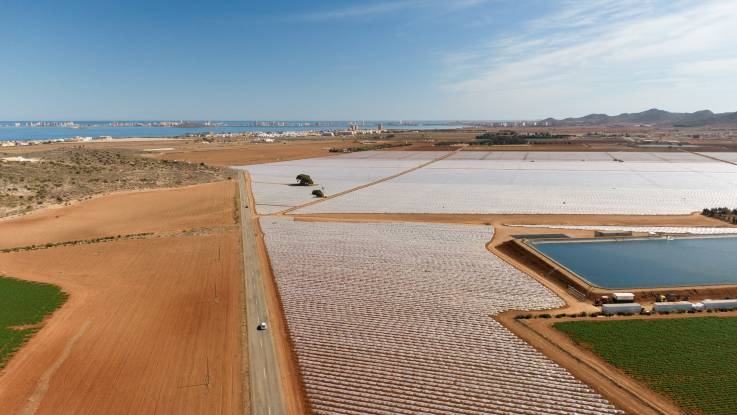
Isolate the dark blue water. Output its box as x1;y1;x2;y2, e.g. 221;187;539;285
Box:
531;237;737;289
0;122;462;141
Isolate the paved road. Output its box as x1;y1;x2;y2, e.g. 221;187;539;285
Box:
239;173;286;415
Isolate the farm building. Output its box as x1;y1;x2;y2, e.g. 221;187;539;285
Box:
602;303;642;315
701;299;737;310
653;301;693;313
612;292;635;303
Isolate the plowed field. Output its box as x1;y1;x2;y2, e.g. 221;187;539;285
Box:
0;181;244;415
0;232;243;415
0;181;236;249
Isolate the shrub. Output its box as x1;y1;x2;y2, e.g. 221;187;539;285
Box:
312;189;325;198
296;174;314;186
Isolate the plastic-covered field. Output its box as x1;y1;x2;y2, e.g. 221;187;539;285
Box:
447;151;713;162
294;153;737;215
233;151;447;213
261;218;621;415
507;224;737;235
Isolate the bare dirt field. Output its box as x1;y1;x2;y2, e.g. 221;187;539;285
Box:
154;140;360;166
0;181;244;415
0;234;243;415
0;181;236;249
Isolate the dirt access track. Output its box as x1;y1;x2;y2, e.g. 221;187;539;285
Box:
0;181;244;415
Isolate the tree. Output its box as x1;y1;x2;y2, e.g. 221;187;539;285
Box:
312;189;325;198
295;174;314;186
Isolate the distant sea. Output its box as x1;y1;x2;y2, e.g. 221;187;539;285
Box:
0;121;464;141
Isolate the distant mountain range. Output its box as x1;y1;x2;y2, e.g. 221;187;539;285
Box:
542;109;737;127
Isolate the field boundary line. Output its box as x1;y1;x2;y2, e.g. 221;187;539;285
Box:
276;149;460;215
689;150;737;166
0;226;238;254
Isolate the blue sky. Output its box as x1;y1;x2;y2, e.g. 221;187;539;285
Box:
1;0;736;120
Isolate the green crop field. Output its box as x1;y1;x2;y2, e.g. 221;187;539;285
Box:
0;276;67;369
555;317;737;415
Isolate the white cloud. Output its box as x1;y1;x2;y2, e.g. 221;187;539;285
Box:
292;0;488;22
442;0;737;118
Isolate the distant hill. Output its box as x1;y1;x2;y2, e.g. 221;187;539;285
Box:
543;109;737;127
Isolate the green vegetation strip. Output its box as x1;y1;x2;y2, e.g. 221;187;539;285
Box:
555;318;737;415
0;276;67;368
0;232;154;253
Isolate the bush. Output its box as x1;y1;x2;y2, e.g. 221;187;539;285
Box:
539;313;552;319
295;174;314;186
312;189;325;198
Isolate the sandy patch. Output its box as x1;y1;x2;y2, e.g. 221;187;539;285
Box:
1;156;40;163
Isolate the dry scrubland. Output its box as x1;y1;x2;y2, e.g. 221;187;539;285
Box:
0;147;226;218
280;151;737;215
0;181;243;415
261;218;621;414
